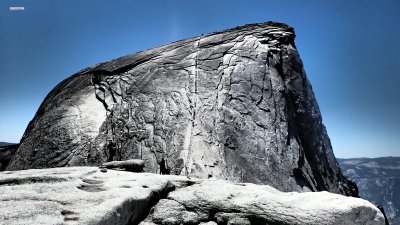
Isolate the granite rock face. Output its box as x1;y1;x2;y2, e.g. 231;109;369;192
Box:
7;22;354;195
0;167;385;225
339;157;400;225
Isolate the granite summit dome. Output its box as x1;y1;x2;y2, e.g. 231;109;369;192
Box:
7;22;356;196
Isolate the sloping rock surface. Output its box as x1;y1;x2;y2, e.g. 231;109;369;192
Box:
339;157;400;225
0;167;187;225
7;21;354;195
0;167;385;225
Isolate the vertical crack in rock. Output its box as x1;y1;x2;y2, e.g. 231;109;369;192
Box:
185;34;203;177
92;75;111;112
128;180;177;225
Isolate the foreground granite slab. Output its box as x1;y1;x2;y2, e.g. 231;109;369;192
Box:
0;167;384;225
141;181;385;225
0;167;188;225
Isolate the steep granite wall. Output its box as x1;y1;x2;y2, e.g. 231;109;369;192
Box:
7;22;356;195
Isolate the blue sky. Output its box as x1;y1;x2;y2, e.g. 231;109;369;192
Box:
1;0;399;158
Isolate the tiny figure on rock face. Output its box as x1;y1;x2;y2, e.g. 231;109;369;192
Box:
159;157;167;175
107;140;117;162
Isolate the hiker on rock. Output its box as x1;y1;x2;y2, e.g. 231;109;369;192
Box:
159;157;167;175
107;140;117;162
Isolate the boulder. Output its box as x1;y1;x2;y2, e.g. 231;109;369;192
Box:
0;167;384;225
101;159;145;172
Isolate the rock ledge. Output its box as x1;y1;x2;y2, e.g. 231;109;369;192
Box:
0;167;384;225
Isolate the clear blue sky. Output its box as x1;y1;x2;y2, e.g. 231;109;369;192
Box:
1;0;399;158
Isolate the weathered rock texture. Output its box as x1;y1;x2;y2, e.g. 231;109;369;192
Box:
0;167;385;225
102;159;145;172
0;167;184;225
141;180;383;225
8;22;354;195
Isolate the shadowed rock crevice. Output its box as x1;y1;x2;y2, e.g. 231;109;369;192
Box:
130;180;177;225
0;176;69;186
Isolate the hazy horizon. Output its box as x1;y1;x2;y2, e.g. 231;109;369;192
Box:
1;0;399;158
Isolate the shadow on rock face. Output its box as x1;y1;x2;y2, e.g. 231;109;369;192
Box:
61;210;80;221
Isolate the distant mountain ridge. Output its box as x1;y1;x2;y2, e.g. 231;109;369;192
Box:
0;142;17;147
338;157;400;225
0;142;19;171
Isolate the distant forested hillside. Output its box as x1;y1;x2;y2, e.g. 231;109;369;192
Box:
338;157;400;225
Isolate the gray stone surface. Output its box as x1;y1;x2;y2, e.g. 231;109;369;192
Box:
0;167;187;225
7;21;355;195
141;180;384;225
102;159;145;172
0;167;385;225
